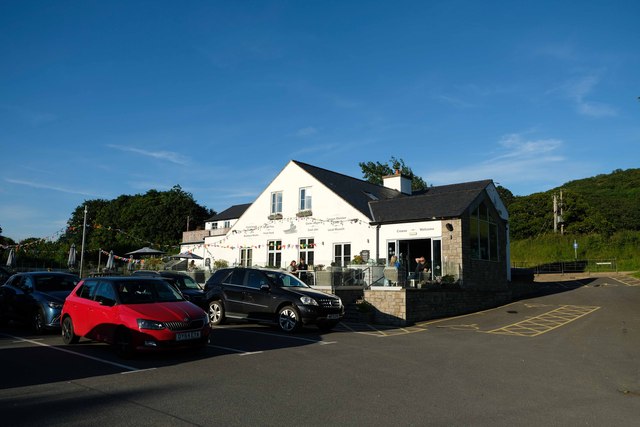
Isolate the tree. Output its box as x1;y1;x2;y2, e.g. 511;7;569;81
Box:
359;157;428;191
496;186;515;208
61;185;215;255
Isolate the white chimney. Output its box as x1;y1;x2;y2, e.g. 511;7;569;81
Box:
382;169;412;195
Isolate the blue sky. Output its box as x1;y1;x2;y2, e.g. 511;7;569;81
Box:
1;1;639;242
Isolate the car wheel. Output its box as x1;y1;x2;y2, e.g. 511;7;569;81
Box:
317;320;339;332
113;328;134;359
61;316;79;344
278;305;301;333
32;308;47;334
208;300;225;325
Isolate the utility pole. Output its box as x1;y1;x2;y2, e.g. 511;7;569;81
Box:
79;205;88;277
553;194;558;233
560;191;564;235
553;191;564;235
186;215;190;232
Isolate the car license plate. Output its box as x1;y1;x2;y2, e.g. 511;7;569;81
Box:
176;331;201;341
327;314;340;320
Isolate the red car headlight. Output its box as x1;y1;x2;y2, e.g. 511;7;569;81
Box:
137;319;165;330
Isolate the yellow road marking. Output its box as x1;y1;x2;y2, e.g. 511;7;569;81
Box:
485;305;600;337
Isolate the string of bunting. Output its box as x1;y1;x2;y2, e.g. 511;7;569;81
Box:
187;216;370;250
1;225;69;251
100;249;145;266
67;223;178;251
3;215;369;253
2;221;179;253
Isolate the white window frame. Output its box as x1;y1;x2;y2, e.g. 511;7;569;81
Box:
299;187;312;211
271;191;283;215
267;240;282;268
333;243;351;267
240;248;252;267
299;238;315;266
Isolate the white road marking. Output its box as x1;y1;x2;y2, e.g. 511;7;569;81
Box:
1;333;139;371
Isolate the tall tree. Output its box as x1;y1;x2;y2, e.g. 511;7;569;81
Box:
62;185;215;255
359;157;428;191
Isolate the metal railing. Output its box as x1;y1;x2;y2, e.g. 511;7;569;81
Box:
511;259;617;274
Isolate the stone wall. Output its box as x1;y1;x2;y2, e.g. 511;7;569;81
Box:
441;218;462;278
364;288;512;326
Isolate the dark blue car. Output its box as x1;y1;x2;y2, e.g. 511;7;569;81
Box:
0;271;80;333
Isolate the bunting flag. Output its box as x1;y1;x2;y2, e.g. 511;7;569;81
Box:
197;216;369;249
99;249;144;265
66;223;179;251
3;215;368;253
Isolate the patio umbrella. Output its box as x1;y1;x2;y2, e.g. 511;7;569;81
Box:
125;246;165;258
6;249;16;269
105;250;115;271
171;252;204;260
67;244;77;268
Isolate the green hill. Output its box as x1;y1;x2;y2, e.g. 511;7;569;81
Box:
505;168;640;240
504;168;640;271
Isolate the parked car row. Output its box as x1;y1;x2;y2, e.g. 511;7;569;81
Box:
0;267;345;358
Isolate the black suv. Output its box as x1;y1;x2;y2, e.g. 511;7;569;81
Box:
204;267;344;333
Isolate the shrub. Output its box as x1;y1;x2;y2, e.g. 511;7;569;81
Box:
213;259;229;269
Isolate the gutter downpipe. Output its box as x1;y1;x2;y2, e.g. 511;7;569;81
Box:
375;224;380;262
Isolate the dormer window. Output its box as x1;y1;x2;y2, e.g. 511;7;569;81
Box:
299;187;312;211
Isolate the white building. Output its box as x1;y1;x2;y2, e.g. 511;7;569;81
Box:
181;160;510;290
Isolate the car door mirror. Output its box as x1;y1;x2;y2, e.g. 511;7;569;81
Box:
97;296;115;306
260;284;270;291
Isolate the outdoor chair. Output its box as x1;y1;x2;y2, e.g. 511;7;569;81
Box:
383;267;399;286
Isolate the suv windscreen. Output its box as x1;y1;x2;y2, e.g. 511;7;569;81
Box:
264;271;308;288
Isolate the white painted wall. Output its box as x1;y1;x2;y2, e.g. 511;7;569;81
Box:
202;161;376;268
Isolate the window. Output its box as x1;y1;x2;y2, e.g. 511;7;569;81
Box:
211;223;218;230
333;243;351;267
228;269;245;286
240;248;252;267
470;201;499;261
224;220;231;228
267;240;282;268
94;281;117;305
271;191;283;215
299;238;315;266
78;280;98;300
299;187;312;211
247;270;267;289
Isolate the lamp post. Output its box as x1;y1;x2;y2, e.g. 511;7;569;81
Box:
79;205;88;277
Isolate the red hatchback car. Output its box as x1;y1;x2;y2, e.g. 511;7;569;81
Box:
61;276;210;357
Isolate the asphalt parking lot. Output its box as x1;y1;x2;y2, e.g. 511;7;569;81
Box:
1;275;639;426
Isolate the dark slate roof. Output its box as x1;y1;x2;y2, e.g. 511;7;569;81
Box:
206;203;252;222
369;180;494;224
293;160;405;217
